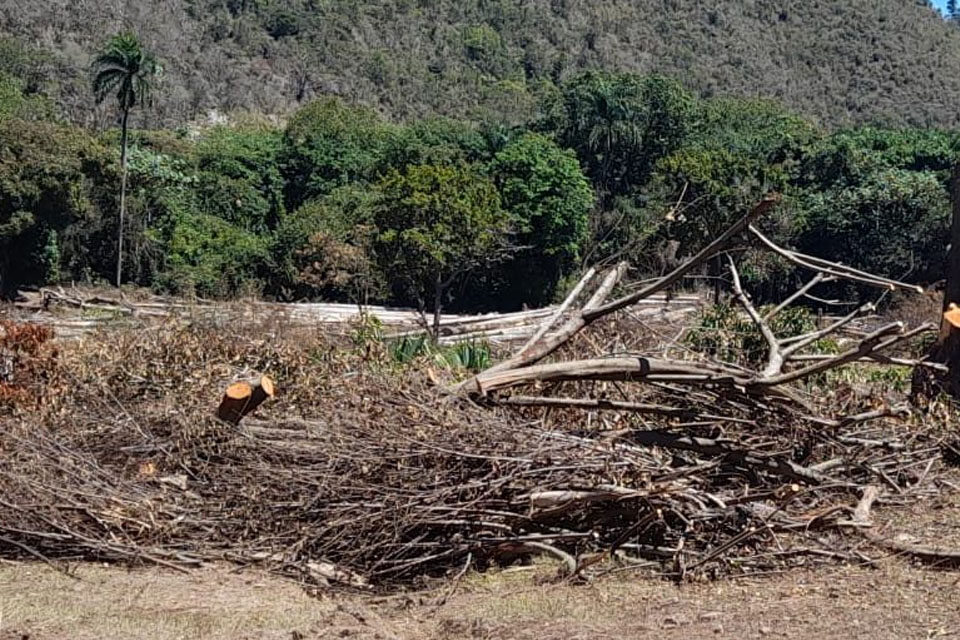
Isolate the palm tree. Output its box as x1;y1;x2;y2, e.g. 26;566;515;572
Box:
91;33;160;287
560;72;645;198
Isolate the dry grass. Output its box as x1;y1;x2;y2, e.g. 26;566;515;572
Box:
3;554;960;640
0;563;334;640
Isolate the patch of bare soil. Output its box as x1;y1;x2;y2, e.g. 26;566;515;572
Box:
2;555;958;640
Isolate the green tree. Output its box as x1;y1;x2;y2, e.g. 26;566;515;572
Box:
372;165;511;338
545;71;694;199
0;120;107;296
488;132;594;307
798;127;959;189
151;190;270;298
280;97;394;208
797;169;950;289
653;105;805;250
691;98;820;162
91;32;160;287
193;126;286;233
0;73;55;123
381;117;494;170
270;184;383;301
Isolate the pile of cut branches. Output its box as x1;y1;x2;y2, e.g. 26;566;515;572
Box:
1;194;958;589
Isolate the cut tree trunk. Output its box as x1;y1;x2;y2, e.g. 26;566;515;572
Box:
432;275;443;344
912;163;960;402
216;375;275;425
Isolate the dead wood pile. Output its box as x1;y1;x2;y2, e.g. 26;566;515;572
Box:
1;195;959;590
13;286;699;345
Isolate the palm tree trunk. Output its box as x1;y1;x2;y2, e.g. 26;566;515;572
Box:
117;107;129;288
432;273;443;344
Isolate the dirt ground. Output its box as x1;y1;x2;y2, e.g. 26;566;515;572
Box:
0;554;957;640
1;487;958;640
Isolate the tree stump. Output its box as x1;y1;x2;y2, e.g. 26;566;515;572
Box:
216;375;275;425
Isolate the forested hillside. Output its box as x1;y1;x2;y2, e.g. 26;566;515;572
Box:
0;0;958;129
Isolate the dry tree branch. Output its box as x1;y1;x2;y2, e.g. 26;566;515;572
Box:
585;195;782;321
472;357;744;396
457;194;782;394
788;354;947;371
763;273;834;322
756;322;934;387
519;267;597;352
779;303;874;354
461;264;626;389
626;431;831;485
496;395;696;416
803;405;911;429
845;487;960;566
748;226;923;293
728;256;783;376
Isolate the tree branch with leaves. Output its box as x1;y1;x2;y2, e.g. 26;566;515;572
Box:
372;164;513;341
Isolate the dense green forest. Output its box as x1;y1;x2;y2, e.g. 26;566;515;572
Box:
2;2;960;318
1;0;960;129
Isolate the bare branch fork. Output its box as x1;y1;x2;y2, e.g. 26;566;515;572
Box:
457;193;934;441
748;225;924;294
456;194;783;393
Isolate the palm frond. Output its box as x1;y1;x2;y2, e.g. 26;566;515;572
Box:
89;32;159;109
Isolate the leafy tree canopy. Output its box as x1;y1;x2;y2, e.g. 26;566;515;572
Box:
486;132;594;306
281;97;395;208
371;164;511;332
544;71;695;198
0;120;108;295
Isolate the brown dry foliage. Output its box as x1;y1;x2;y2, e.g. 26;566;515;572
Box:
0;321;59;412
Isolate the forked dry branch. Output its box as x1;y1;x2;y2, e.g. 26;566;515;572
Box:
460;194;935;431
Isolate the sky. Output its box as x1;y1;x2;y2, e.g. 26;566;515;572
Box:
932;0;948;14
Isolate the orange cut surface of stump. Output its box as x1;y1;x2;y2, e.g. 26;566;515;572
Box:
945;303;960;329
225;381;253;399
217;375;275;425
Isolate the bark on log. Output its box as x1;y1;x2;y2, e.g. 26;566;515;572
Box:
216;375;275;425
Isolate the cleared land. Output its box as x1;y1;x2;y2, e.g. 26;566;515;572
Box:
2;556;959;640
2;473;958;640
3;231;959;639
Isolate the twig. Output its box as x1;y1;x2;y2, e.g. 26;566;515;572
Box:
520;541;579;577
846;486;960;566
763;273;832;322
779;303;875;355
0;534;78;579
496;395;696;417
728;257;783;376
626;430;830;485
